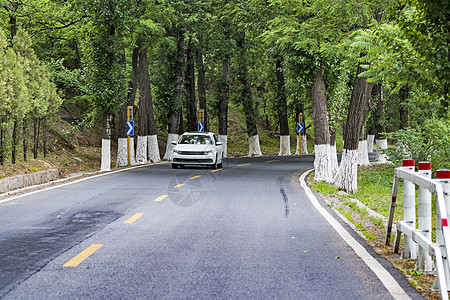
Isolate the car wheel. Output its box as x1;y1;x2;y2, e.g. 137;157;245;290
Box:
218;155;223;168
171;163;178;169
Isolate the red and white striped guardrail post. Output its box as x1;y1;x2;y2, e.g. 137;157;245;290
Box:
436;170;450;249
402;159;417;259
436;169;450;290
417;162;432;271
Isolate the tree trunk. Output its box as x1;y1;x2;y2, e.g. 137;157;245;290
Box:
197;48;208;131
101;112;112;171
138;47;160;163
236;31;261;156
0;118;5;165
399;84;410;129
311;64;332;182
218;54;231;157
275;55;290;156
73;40;82;69
9;2;18;39
117;46;139;167
185;42;197;132
136;47;150;164
12;120;18;164
334;62;375;193
374;84;386;138
164;34;186;160
23;119;27;161
33;118;40;159
43;118;47;158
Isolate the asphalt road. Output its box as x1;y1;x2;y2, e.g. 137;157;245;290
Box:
0;156;422;299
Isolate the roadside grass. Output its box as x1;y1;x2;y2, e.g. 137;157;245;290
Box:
311;164;405;221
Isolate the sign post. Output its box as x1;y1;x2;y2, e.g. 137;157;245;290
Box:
127;106;134;166
198;109;205;132
297;114;304;154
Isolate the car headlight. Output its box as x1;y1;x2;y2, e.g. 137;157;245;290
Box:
205;150;215;156
173;150;180;155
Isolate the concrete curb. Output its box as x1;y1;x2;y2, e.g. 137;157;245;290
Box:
0;169;59;194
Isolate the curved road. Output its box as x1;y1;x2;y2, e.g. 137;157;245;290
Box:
0;156;422;299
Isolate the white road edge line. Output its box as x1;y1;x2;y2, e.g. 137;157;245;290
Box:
300;169;410;300
0;162;165;205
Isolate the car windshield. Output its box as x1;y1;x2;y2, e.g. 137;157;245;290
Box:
179;135;213;145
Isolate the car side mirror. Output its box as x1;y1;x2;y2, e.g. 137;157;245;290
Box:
216;142;222;146
171;141;177;145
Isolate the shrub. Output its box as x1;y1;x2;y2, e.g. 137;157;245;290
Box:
382;119;450;170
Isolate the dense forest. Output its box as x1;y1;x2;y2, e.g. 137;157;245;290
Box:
0;0;448;193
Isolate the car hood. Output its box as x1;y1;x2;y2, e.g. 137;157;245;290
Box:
174;144;216;152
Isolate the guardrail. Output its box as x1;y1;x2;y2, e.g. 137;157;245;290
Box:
385;159;450;300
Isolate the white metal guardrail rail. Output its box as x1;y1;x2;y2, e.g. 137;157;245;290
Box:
385;159;450;300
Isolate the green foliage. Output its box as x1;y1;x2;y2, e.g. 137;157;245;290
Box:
382;119;450;170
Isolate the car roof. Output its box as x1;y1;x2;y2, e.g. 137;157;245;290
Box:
182;131;214;135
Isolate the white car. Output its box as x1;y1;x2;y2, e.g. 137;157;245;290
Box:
171;132;224;169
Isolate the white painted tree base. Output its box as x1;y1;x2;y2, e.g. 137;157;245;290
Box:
278;135;291;156
314;144;332;182
101;138;111;171
330;144;339;177
147;135;161;163
301;135;308;154
163;133;179;160
296;135;309;155
219;135;228;158
116;138;128;167
367;134;375;152
358;140;370;166
248;135;262;157
116;137;136;167
136;136;148;164
376;139;388;163
334;149;358;194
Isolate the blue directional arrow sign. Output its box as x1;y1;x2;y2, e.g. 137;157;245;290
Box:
296;122;304;134
127;120;134;136
198;121;204;132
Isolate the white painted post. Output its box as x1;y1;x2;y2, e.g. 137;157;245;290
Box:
367;134;375;153
402;159;417;259
436;169;450;289
417;162;432;271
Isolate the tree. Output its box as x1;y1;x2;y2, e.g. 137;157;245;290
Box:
334;62;375;193
78;0;131;171
0;28;27;164
275;55;291;156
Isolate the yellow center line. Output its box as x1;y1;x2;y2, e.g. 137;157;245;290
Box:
237;164;250;166
265;160;279;163
123;213;144;224
63;244;103;267
211;169;222;173
154;195;168;202
174;184;185;188
189;175;201;180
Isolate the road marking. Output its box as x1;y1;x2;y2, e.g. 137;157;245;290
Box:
299;170;410;300
123;213;144;224
63;244;103;267
211;169;222;173
189;175;201;180
265;160;279;163
174;184;184;188
154;195;168;202
237;164;250;166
